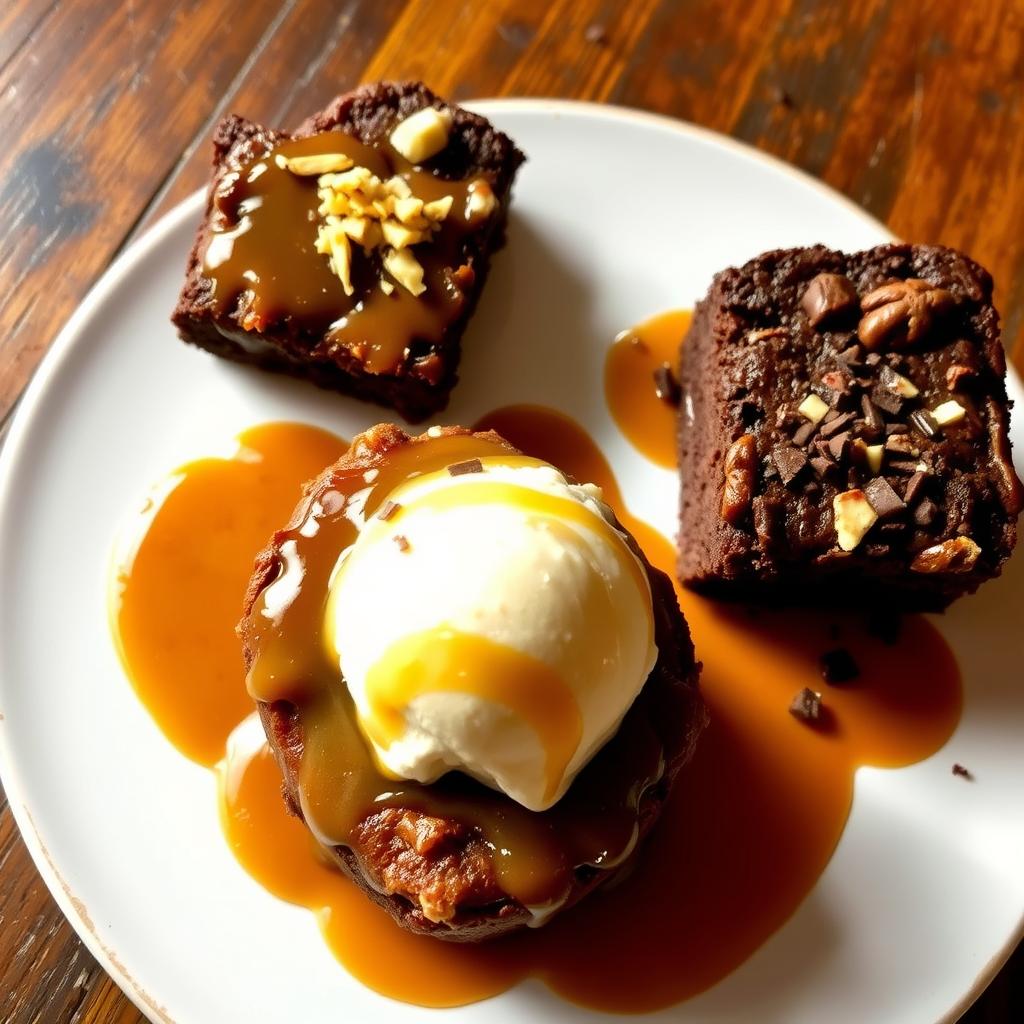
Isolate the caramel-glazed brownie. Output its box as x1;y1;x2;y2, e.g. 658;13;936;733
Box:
173;82;525;422
239;425;705;941
678;244;1023;611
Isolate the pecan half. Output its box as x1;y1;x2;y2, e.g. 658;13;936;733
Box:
910;536;981;574
857;278;955;351
721;434;757;524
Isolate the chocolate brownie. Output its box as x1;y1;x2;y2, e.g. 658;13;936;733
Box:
239;424;705;941
678;244;1023;611
173;82;525;422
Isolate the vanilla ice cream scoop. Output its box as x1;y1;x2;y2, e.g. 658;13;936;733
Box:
324;455;658;812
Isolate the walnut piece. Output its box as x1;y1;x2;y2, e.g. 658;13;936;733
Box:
857;278;955;351
910;537;981;573
721;434;756;524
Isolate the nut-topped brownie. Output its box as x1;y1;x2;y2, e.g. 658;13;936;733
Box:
173;81;525;422
678;244;1023;611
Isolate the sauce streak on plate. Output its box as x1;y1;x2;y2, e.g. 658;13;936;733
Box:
112;409;961;1011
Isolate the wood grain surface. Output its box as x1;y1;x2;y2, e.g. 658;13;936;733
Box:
1;1;1022;1020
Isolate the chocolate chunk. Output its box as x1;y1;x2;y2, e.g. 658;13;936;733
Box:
903;471;929;506
448;459;484;476
835;344;864;370
865;543;891;557
653;362;681;405
771;445;808;485
393;534;411;552
885;434;919;457
867;611;902;645
870;383;903;416
827;430;851;461
860;394;884;434
789;687;822;722
792;420;817;447
952;763;973;779
819;411;855;439
913;498;938;526
885;422;909;436
864;476;906;519
821;369;853;394
810;455;835;479
909;409;939;438
377;500;401;521
801;272;857;327
820;647;860;683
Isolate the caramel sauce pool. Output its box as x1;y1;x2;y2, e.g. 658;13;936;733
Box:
604;309;691;468
112;410;961;1011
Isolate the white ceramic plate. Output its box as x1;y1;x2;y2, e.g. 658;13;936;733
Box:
0;100;1022;1024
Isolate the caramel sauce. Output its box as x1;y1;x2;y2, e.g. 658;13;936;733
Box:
204;130;476;374
363;628;583;806
242;431;675;910
604;309;692;467
113;410;961;1011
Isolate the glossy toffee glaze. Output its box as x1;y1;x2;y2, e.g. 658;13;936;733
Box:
113;409;961;1011
204;130;476;374
243;434;672;911
604;309;692;468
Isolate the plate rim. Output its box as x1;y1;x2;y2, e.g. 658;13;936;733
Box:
0;97;1019;1024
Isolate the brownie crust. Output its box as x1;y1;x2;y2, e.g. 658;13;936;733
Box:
240;424;705;942
678;244;1023;611
173;82;525;422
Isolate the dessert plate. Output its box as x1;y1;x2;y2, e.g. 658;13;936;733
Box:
0;100;1022;1024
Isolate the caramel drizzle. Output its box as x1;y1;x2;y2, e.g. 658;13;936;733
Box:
203;130;478;375
243;432;672;910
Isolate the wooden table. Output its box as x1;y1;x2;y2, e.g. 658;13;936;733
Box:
1;1;1021;1020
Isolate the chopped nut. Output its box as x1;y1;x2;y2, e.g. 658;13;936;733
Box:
392;196;426;227
865;444;884;474
423;195;454;221
858;278;955;350
279;152;355;176
382;219;421;250
945;364;974;391
326;230;353;295
390;106;453;163
465;179;497;226
798;393;830;425
931;399;966;427
833;489;878;551
911;537;981;573
382;246;426;296
379;278;395;296
386;175;412;199
721;435;756;524
790;687;823;723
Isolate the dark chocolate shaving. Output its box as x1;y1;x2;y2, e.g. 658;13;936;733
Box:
653;362;681;405
913;498;938;526
870;383;903;416
789;687;822;722
810;455;835;479
860;394;884;434
819;411;855;439
771;445;808;485
903;471;929;506
864;476;906;519
885;422;909;436
792;420;817;447
952;763;973;780
820;647;860;684
827;431;851;461
448;459;484;476
910;409;939;438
